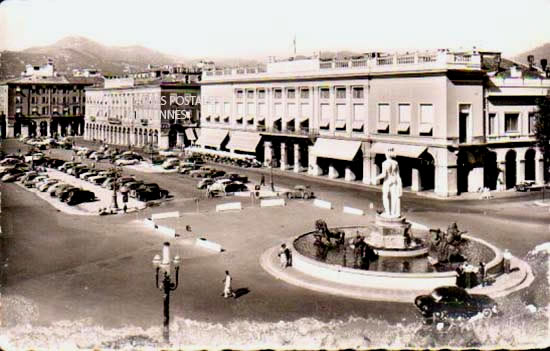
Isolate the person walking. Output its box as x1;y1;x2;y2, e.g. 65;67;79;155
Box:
222;270;236;299
278;244;288;268
479;261;486;287
260;174;265;187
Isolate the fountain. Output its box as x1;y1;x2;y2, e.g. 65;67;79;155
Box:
288;148;504;292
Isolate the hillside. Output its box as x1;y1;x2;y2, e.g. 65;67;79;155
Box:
513;43;550;66
0;36;180;78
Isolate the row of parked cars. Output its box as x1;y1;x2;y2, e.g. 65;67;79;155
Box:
0;154;98;206
75;146;144;165
56;159;169;202
19;136;74;150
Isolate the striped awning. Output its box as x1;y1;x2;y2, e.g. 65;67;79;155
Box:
196;128;228;148
312;138;362;161
226;131;262;153
369;142;427;159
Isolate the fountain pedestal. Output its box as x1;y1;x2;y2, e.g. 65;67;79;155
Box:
367;215;411;249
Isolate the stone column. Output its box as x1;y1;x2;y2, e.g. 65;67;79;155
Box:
328;164;339;179
497;161;507;191
45;121;50;137
21;125;29;138
433;148;458;197
344;167;355;181
264;141;273;167
516;158;525;185
57;123;62;137
177;132;185;147
308;145;321;176
362;154;375;184
293;143;301;172
7;125;15;138
280;142;288;171
158;135;169;150
411;168;421;192
535;154;544;185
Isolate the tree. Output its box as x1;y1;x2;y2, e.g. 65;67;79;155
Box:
534;93;550;182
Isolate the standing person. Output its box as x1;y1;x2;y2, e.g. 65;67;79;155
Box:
222;270;236;299
479;261;486;287
278;244;288;268
260;174;265;187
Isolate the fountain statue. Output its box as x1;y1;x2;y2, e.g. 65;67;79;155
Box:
367;147;413;249
374;148;403;218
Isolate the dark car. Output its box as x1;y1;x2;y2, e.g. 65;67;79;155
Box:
52;184;76;197
66;189;96;206
414;286;499;323
135;183;169;201
227;173;249;183
59;186;80;201
223;182;248;193
285;185;315;200
515;181;538;192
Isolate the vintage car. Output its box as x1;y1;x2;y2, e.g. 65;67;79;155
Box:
284;185;315;200
414;286;499;323
515;181;538;192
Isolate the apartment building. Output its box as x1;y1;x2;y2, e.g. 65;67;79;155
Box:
83;75;200;149
198;49;548;196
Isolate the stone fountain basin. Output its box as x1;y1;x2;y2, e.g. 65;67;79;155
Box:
292;226;503;292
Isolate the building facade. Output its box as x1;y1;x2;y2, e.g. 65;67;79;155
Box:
2;74;100;139
199;50;548;196
83;76;200;149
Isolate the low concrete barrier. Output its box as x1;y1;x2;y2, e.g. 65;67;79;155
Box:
144;218;156;228
156;224;176;237
151;211;180;220
233;191;251;197
195;237;223;252
313;199;332;210
260;198;286;208
343;206;364;216
216;202;242;212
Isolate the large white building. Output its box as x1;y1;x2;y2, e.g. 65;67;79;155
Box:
198;49;548;197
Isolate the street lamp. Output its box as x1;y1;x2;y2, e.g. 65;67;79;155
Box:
152;242;181;344
111;166;122;210
267;158;275;192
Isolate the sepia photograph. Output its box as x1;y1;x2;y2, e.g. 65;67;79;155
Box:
0;0;549;349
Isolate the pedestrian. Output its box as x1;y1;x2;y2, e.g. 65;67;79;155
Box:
222;270;236;299
91;162;96;169
278;244;288;268
260;175;265;187
479;261;486;287
284;244;292;267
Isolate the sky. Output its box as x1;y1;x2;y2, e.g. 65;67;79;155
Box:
1;0;550;59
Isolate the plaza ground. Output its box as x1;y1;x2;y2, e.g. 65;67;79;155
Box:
1;138;548;332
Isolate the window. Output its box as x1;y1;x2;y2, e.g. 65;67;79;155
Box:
236;90;243;99
352;87;364;99
247;102;255;116
300;89;309;99
42;107;48;115
247;90;254;99
320;88;330;99
488;113;497;135
398;104;411;123
378;104;390;122
258;103;266;117
287;103;297;119
336;87;346;99
353;104;366;121
237;103;244;116
15;96;22;104
287;89;295;99
224;102;230;115
274;89;282;99
505;113;519;133
52;97;56;104
320;104;331;130
420;104;434;124
73;96;77;103
528;112;536;134
31;97;36;104
258;90;266;99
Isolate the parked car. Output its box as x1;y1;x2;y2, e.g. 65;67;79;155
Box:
38;179;60;192
89;151;107;161
119;151;143;160
58;162;78;172
209;169;226;178
45;158;65;168
115;157;140;166
122;181;145;194
1;169;25;182
68;165;88;176
159;149;181;157
135;183;169;201
227;173;249;183
48;183;71;197
515;180;538;192
66;189;96;206
189;169;212;178
162;158;180;169
179;164;200;174
223;182;248;193
284;185;315;200
23;175;48;188
89;175;109;185
80;170;99;180
197;178;215;189
414;286;499;324
59;187;81;202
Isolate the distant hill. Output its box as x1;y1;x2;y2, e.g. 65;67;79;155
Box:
513;43;550;66
0;36;180;79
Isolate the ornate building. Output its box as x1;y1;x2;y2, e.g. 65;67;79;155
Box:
199;49;549;196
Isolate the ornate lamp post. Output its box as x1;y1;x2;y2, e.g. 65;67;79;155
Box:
111;166;122;210
152;242;181;344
